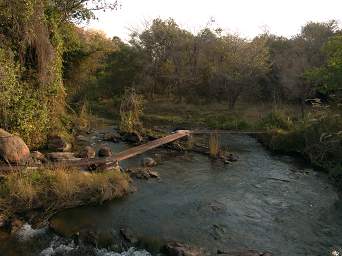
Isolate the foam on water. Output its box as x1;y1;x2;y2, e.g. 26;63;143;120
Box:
38;235;151;256
16;224;47;241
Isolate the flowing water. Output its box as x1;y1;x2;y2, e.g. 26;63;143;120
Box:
1;128;341;256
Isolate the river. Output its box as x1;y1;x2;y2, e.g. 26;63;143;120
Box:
0;129;341;256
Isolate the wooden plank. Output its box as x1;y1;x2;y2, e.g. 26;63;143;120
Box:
114;130;190;161
0;130;190;171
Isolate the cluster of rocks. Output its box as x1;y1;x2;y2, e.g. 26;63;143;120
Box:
126;168;160;180
119;228;272;256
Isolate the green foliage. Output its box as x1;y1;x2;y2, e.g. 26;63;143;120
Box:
305;35;342;102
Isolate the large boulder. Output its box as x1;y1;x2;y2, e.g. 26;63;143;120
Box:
0;129;30;164
47;135;72;152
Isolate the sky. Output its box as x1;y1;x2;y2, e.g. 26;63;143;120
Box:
87;0;342;41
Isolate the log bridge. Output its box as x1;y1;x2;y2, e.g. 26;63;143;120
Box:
0;129;264;171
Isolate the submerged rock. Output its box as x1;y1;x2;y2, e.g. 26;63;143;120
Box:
120;227;139;244
217;250;272;256
48;135;72;152
141;157;157;167
163;241;205;256
121;132;143;144
98;146;112;157
0;129;30;164
77;146;96;159
126;168;160;180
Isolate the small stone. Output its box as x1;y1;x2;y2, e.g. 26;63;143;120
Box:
30;151;46;161
47;135;72;152
77;146;96;159
98;146;112;157
163;241;205;256
148;170;160;178
141;157;157;167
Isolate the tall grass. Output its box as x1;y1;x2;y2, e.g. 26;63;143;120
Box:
119;88;144;134
0;168;131;216
209;133;220;158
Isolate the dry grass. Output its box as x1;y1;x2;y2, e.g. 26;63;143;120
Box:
209;133;220;158
0;168;131;217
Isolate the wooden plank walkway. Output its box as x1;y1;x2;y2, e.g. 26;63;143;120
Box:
0;130;191;171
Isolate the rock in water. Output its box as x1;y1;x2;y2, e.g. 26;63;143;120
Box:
77;146;96;159
141;157;157;167
217;250;273;256
103;131;121;143
0;129;30;164
98;146;112;157
163;241;205;256
120;227;139;244
121;132;143;144
47;135;72;152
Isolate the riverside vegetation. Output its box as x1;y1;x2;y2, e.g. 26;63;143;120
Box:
0;0;341;238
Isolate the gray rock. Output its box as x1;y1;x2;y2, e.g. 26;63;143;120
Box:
141;157;157;167
0;129;30;164
98;146;112;157
163;241;205;256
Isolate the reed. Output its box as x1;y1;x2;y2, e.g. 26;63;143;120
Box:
209;132;220;158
